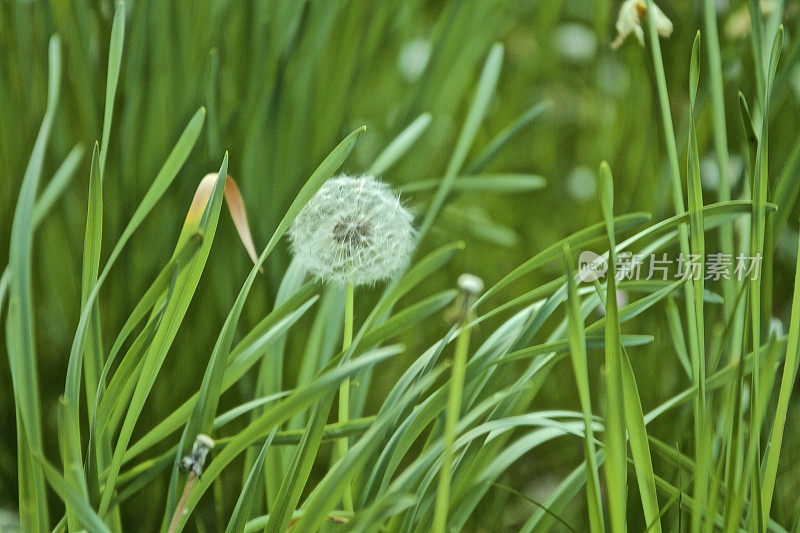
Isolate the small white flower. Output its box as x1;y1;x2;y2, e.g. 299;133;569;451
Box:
612;0;673;49
289;174;417;286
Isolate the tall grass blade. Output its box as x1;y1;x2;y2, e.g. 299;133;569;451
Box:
563;245;605;533
597;161;627;533
418;43;504;241
225;429;278;533
4;35;61;531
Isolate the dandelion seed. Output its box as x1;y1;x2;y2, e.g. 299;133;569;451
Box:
611;0;673;49
289;174;417;286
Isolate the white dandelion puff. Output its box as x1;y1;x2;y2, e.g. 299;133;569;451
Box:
288;174;417;286
457;274;484;296
611;0;673;49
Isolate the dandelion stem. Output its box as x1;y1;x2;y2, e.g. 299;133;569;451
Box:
434;321;472;533
168;471;196;533
338;281;355;512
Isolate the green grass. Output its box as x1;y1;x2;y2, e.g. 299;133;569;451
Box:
3;0;800;531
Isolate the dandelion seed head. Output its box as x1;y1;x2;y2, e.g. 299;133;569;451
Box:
289;174;417;286
457;273;484;296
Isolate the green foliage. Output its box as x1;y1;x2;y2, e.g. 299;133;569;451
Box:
3;1;800;532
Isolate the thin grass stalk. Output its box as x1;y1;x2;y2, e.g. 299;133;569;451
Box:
702;0;737;337
645;4;708;529
338;281;355;513
563;245;605;533
761;215;800;532
598;162;627;533
744;26;783;532
434;317;473;533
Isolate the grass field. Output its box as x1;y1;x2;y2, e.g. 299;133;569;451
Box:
2;0;800;531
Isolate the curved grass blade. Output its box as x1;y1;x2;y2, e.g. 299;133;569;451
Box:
401;174;545;194
521;454;605;533
225;428;278;533
98;153;227;517
360;290;457;348
620;348;662;532
76;144;105;509
466;100;549;174
63;106;206;418
563;245;604;533
417;43;504;241
120;289;318;466
687;33;711;533
598;162;627;533
1;144;84;320
370;113;432;175
32;143;84;227
761;203;800;519
291;370;444;532
36;455;110;533
172;346;402;531
91;234;203;435
5;35;61;531
99;0;125;175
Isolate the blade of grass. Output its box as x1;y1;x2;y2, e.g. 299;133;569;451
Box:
119;287;319;465
744;26;783;532
84;8;126;504
76;143;104;508
465;100;549;174
4;35;61;531
99;153;228;517
369;113;432;176
225;428;278;533
620;347;662;532
687;33;711;533
1;143;84;320
597;161;627;533
172;346;403;532
32;143;84;226
400;174;545;194
417;43;504;241
702;0;736;329
563;245;604;533
63;106;206;421
37;455;110;533
293;370;444;532
761;212;800;526
521;454;605;533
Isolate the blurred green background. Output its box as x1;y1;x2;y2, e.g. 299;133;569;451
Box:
3;0;800;528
